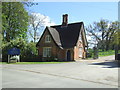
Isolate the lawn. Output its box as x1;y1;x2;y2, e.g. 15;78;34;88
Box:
99;50;115;57
87;49;115;58
0;61;69;64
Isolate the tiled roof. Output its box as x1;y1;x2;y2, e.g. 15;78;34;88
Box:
50;22;84;48
36;22;87;49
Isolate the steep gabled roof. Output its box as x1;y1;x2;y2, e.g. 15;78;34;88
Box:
50;22;84;48
36;22;87;49
47;27;62;49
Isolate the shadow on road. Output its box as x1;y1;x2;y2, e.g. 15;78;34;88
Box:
89;60;120;68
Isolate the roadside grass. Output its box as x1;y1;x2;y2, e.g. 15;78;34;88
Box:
99;50;115;57
0;61;71;64
87;50;115;59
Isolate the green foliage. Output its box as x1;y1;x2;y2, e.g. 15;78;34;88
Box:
1;2;36;61
113;23;120;45
87;49;115;59
86;19;117;51
2;38;37;61
87;48;93;58
0;33;2;49
99;50;115;56
2;2;29;42
1;2;39;62
23;41;37;56
0;62;67;64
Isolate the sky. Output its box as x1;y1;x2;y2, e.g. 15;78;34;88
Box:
27;2;118;46
28;2;118;27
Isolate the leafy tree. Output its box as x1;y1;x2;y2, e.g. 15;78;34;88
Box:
105;21;118;50
2;2;29;42
113;22;120;59
113;22;120;45
86;19;117;51
2;38;37;61
0;1;2;49
1;2;39;62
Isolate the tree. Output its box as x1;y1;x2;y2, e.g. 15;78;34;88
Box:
1;2;39;62
0;1;2;49
28;13;46;42
2;38;37;61
105;21;118;50
2;2;29;42
113;22;120;45
86;19;117;51
113;21;120;60
22;2;38;7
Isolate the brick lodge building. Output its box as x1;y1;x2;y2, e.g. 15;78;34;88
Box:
36;14;87;61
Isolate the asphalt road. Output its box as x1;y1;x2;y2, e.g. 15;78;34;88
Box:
1;55;119;88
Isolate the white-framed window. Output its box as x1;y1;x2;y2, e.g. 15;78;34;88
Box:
43;47;51;57
45;35;51;43
79;47;83;57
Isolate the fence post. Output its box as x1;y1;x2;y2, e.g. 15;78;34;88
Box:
8;55;10;63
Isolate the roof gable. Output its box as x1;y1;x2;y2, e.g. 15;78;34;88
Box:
51;22;83;48
47;27;62;49
36;22;87;49
36;27;62;49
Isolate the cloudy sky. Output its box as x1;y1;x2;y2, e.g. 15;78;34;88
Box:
28;2;117;26
27;2;118;45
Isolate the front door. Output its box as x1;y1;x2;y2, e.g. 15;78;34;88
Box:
67;50;71;61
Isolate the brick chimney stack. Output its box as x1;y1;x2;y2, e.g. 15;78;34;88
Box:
62;14;68;26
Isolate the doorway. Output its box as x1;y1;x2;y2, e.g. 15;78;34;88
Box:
67;50;71;61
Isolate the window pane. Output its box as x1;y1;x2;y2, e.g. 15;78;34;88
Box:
45;35;51;43
43;47;51;57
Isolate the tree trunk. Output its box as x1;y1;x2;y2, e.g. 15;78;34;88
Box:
105;41;109;51
101;41;105;51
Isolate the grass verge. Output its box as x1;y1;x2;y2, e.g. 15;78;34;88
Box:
0;61;70;64
99;50;115;57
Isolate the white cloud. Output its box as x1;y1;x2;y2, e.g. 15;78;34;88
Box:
28;13;56;42
30;13;56;27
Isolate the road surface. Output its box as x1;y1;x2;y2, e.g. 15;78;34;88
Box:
1;55;119;88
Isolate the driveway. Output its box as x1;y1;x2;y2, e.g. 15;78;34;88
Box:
1;55;119;88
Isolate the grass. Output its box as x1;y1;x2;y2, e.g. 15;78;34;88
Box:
99;50;115;57
87;49;115;59
0;61;70;64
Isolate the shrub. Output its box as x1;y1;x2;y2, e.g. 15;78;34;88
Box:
21;55;42;62
2;38;38;62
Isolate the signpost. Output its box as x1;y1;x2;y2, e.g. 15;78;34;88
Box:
8;48;20;63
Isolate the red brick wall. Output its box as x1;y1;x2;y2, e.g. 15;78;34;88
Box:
74;40;86;60
57;49;66;61
57;48;74;61
37;29;58;61
37;28;86;61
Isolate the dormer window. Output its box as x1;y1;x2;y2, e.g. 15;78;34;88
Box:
45;35;51;43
